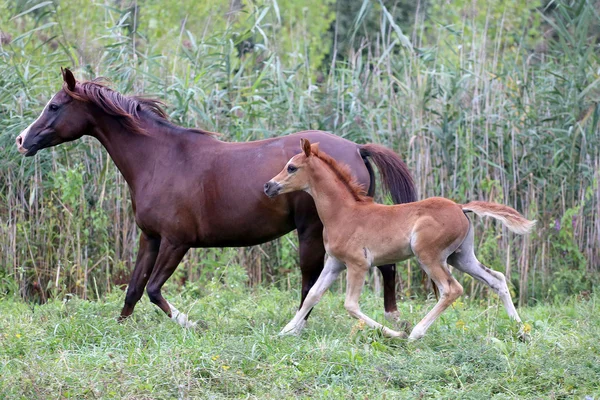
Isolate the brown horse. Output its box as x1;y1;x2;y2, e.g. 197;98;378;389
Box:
264;139;535;340
14;68;416;329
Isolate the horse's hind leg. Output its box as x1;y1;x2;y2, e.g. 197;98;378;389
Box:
408;258;464;340
144;239;193;327
448;231;521;322
377;264;400;322
119;233;161;321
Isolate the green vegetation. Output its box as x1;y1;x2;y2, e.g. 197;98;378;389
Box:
2;1;599;397
2;0;597;303
1;3;600;394
1;280;599;398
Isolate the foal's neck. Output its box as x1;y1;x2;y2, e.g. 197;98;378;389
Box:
307;160;359;224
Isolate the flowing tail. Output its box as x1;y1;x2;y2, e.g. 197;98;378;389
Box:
359;144;416;204
461;201;536;234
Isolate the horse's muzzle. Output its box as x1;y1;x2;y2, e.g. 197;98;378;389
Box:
264;181;282;198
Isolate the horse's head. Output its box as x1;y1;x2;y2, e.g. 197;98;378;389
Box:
264;138;320;198
16;68;91;156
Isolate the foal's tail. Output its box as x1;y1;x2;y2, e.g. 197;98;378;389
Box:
461;201;536;235
359;144;416;204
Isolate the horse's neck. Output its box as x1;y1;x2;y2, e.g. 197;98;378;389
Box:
91;116;210;194
308;164;357;225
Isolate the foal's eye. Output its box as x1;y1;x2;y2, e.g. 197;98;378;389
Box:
48;104;59;112
287;165;298;173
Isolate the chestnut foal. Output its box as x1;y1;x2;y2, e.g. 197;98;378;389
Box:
264;139;535;340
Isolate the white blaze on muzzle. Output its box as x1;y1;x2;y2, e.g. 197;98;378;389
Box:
16;95;55;154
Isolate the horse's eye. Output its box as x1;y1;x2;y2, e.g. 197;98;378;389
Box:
48;104;59;112
287;165;297;173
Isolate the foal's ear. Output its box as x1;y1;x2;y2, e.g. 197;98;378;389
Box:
61;67;76;91
301;138;311;157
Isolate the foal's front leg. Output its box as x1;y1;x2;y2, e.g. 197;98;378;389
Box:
280;256;345;335
344;262;407;338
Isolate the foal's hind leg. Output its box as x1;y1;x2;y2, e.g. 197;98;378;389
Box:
408;258;464;341
119;233;161;321
448;234;521;322
144;239;193;328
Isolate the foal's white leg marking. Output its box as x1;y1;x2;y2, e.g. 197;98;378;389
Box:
16;95;56;153
449;228;523;323
168;302;197;329
280;256;345;335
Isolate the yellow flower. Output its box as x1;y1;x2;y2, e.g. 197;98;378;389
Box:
522;322;532;334
15;334;22;339
350;319;366;335
452;299;464;308
455;320;466;330
222;365;230;371
211;355;220;361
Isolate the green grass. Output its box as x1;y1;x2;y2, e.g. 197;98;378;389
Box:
1;280;598;399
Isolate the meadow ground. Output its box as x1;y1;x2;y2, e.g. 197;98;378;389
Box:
0;275;598;399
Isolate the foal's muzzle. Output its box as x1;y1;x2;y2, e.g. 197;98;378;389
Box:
264;181;282;198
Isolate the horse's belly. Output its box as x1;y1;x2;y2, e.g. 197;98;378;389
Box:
191;217;296;248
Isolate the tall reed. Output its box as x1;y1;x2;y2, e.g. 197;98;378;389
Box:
0;0;597;304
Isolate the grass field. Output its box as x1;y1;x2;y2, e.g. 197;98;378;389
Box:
1;2;600;398
1;274;598;399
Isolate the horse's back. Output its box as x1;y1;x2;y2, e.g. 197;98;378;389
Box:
135;131;370;247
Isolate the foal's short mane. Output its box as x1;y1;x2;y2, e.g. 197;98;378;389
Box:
313;150;371;202
63;79;214;136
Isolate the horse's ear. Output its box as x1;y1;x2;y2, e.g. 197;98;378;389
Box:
301;138;311;157
61;67;76;91
310;142;320;155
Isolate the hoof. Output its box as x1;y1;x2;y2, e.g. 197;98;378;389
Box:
384;311;400;323
394;331;409;339
191;319;209;331
279;327;302;336
381;326;408;339
279;319;306;336
384;312;412;333
518;331;531;343
407;328;425;341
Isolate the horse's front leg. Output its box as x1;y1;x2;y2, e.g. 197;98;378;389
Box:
144;239;193;327
118;232;161;321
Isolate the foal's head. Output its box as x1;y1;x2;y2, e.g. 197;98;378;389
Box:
16;68;94;156
264;138;319;198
